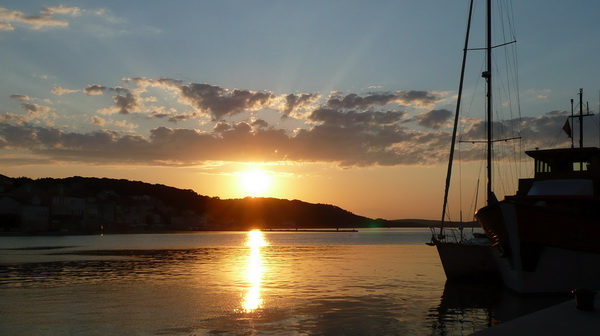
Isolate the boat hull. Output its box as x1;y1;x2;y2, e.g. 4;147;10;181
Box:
476;199;600;294
435;241;499;281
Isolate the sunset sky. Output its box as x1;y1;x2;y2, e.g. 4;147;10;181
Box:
1;0;599;220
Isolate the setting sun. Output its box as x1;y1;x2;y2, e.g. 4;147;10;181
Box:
239;170;272;197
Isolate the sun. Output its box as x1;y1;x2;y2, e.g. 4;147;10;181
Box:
239;170;272;197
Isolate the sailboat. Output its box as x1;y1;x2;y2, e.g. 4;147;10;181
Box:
429;0;505;281
475;89;600;294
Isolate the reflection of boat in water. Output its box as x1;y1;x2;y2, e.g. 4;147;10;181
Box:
476;95;600;293
431;281;501;334
429;0;504;282
430;280;570;335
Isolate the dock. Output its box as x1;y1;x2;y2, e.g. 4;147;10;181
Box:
474;295;600;335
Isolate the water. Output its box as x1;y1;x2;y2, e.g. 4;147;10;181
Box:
0;228;566;335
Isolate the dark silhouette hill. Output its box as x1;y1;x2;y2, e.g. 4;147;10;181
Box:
0;175;387;233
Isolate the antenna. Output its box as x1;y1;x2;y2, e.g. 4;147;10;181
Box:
570;89;596;148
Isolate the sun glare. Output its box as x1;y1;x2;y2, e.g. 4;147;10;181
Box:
246;229;269;248
239;170;272;197
241;230;269;313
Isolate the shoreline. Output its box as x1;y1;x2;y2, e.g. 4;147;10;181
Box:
0;225;483;236
265;228;358;232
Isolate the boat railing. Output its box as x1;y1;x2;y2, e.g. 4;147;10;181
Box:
429;225;488;245
444;227;486;244
445;228;463;243
429;227;462;244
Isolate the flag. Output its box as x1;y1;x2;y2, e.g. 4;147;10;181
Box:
563;119;572;138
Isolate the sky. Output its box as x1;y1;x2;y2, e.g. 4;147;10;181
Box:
1;0;599;220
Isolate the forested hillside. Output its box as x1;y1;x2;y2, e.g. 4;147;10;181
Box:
0;175;385;233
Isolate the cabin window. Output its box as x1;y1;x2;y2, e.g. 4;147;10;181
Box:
535;160;551;173
573;161;589;171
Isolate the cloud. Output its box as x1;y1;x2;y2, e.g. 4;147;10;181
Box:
125;77;322;121
526;88;551;101
0;123;40;147
0;22;13;31
0;119;419;166
0;101;440;167
84;84;142;114
20;103;50;115
22;16;68;31
213;121;231;133
124;79;431;125
397;90;441;107
91;115;106;127
112;91;138;114
84;84;107;95
327;93;399;109
13;80;450;166
414;109;452;129
452;110;580;161
282;93;320;118
90;115;137;131
0;6;81;31
309;108;407;126
121;78;436;123
252;119;269;129
10;95;31;101
0;113;29;124
516;111;574;147
10;78;579;167
124;77;182;88
125;78;294;120
0;108;580;168
178;83;276;120
51;86;79;96
42;6;82;17
326;91;440;110
165;113;200;123
147;107;194;123
113;119;138;130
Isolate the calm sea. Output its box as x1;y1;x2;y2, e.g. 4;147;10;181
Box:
0;228;566;335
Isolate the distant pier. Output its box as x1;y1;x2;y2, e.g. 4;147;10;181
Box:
266;228;358;232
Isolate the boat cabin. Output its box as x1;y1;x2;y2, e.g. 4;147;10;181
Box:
515;147;600;197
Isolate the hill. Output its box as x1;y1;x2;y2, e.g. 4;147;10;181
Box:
0;175;386;234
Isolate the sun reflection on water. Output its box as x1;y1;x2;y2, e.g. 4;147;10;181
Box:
241;230;269;313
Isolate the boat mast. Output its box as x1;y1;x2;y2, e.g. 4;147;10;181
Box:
439;0;475;239
579;88;584;148
570;89;594;149
484;0;493;205
570;99;575;148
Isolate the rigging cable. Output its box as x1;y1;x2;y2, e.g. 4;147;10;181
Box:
438;0;475;238
490;0;522;199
